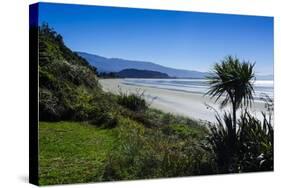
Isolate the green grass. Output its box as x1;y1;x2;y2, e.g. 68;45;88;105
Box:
39;117;213;185
39;121;118;185
38;91;211;185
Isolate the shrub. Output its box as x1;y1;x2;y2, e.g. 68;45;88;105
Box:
237;111;273;172
39;89;61;121
207;110;273;173
207;113;238;173
39;23;101;123
89;111;118;129
117;90;148;112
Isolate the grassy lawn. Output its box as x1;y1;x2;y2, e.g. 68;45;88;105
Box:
39;121;118;185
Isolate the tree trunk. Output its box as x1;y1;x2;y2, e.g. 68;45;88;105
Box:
229;94;236;136
232;102;236;136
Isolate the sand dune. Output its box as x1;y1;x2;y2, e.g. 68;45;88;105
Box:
99;79;267;123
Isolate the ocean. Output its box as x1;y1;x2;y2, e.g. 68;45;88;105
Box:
121;78;273;101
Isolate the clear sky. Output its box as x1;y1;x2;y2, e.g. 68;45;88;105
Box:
38;3;274;75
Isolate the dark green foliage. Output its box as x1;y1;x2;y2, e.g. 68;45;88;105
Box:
237;111;273;172
207;110;273;173
98;72;119;78
98;69;171;79
206;56;255;109
117;68;170;78
39;89;61;121
206;56;273;173
206;56;255;130
117;90;148;112
89;110;118;129
39;23;96;73
207;113;238;173
39;23;114;124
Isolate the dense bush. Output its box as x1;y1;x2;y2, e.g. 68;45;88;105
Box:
89;112;117;129
207;113;237;173
39;89;61;121
39;23;106;124
39;23;96;73
237;111;273;171
207;110;273;173
117;90;148;112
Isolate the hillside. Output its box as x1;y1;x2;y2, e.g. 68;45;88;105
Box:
117;69;171;78
39;24;101;121
77;52;208;78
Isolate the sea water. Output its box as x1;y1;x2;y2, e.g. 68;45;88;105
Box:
122;78;273;101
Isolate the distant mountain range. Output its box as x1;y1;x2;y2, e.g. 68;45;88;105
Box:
78;52;273;80
78;52;208;78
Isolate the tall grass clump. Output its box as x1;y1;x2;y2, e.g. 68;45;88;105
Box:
117;89;148;112
207;96;273;173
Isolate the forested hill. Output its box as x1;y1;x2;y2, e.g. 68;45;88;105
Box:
39;24;100;121
117;69;171;78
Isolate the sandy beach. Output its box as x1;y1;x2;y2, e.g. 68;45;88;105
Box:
99;79;267;123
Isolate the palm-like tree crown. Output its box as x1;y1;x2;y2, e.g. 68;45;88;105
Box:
206;56;255;110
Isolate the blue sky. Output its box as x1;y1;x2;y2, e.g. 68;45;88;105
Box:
38;3;274;75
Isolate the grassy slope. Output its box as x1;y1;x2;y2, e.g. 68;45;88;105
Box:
39;114;210;185
39;121;118;185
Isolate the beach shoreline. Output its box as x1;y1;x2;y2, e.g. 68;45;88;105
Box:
99;78;267;123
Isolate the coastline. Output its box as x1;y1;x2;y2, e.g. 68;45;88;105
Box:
99;78;267;123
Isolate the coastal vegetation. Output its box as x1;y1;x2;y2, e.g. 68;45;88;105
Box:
206;56;273;173
38;24;273;185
